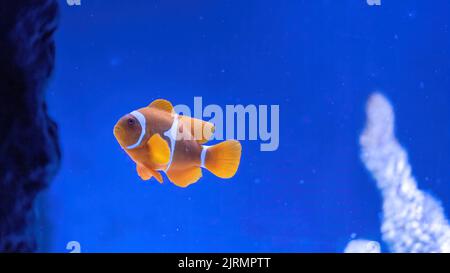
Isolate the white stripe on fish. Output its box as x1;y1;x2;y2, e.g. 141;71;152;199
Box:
126;110;147;149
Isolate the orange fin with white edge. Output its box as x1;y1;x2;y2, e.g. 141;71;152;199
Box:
203;140;242;178
147;133;170;165
148;99;174;113
179;115;215;144
136;165;163;183
166;167;202;188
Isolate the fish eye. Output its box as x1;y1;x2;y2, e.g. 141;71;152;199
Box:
127;118;135;126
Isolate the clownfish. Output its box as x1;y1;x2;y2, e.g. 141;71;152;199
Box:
113;99;242;188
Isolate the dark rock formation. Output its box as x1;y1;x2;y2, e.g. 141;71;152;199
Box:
0;0;60;252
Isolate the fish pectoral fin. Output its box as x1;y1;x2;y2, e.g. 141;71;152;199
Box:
166;167;202;188
147;133;170;165
179;116;215;144
148;99;174;113
149;169;163;183
136;164;152;181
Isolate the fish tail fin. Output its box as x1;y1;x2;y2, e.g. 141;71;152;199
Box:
202;140;242;179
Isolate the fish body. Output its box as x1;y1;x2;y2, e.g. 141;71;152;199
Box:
113;99;242;187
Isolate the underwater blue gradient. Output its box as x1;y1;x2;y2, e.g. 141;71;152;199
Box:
46;0;450;252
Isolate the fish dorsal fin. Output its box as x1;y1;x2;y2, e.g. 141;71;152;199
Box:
149;99;174;113
147;133;170;165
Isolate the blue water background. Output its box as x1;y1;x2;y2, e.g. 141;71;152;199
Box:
46;0;450;252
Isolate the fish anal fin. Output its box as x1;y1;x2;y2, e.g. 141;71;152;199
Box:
179;116;215;144
167;167;202;188
149;99;174;113
147;133;170;165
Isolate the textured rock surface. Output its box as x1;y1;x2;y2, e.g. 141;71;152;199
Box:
0;0;60;252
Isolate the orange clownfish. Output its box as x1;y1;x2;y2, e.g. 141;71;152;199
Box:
113;99;242;188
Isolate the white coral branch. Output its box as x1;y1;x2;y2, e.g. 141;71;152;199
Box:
344;239;381;253
360;93;450;253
